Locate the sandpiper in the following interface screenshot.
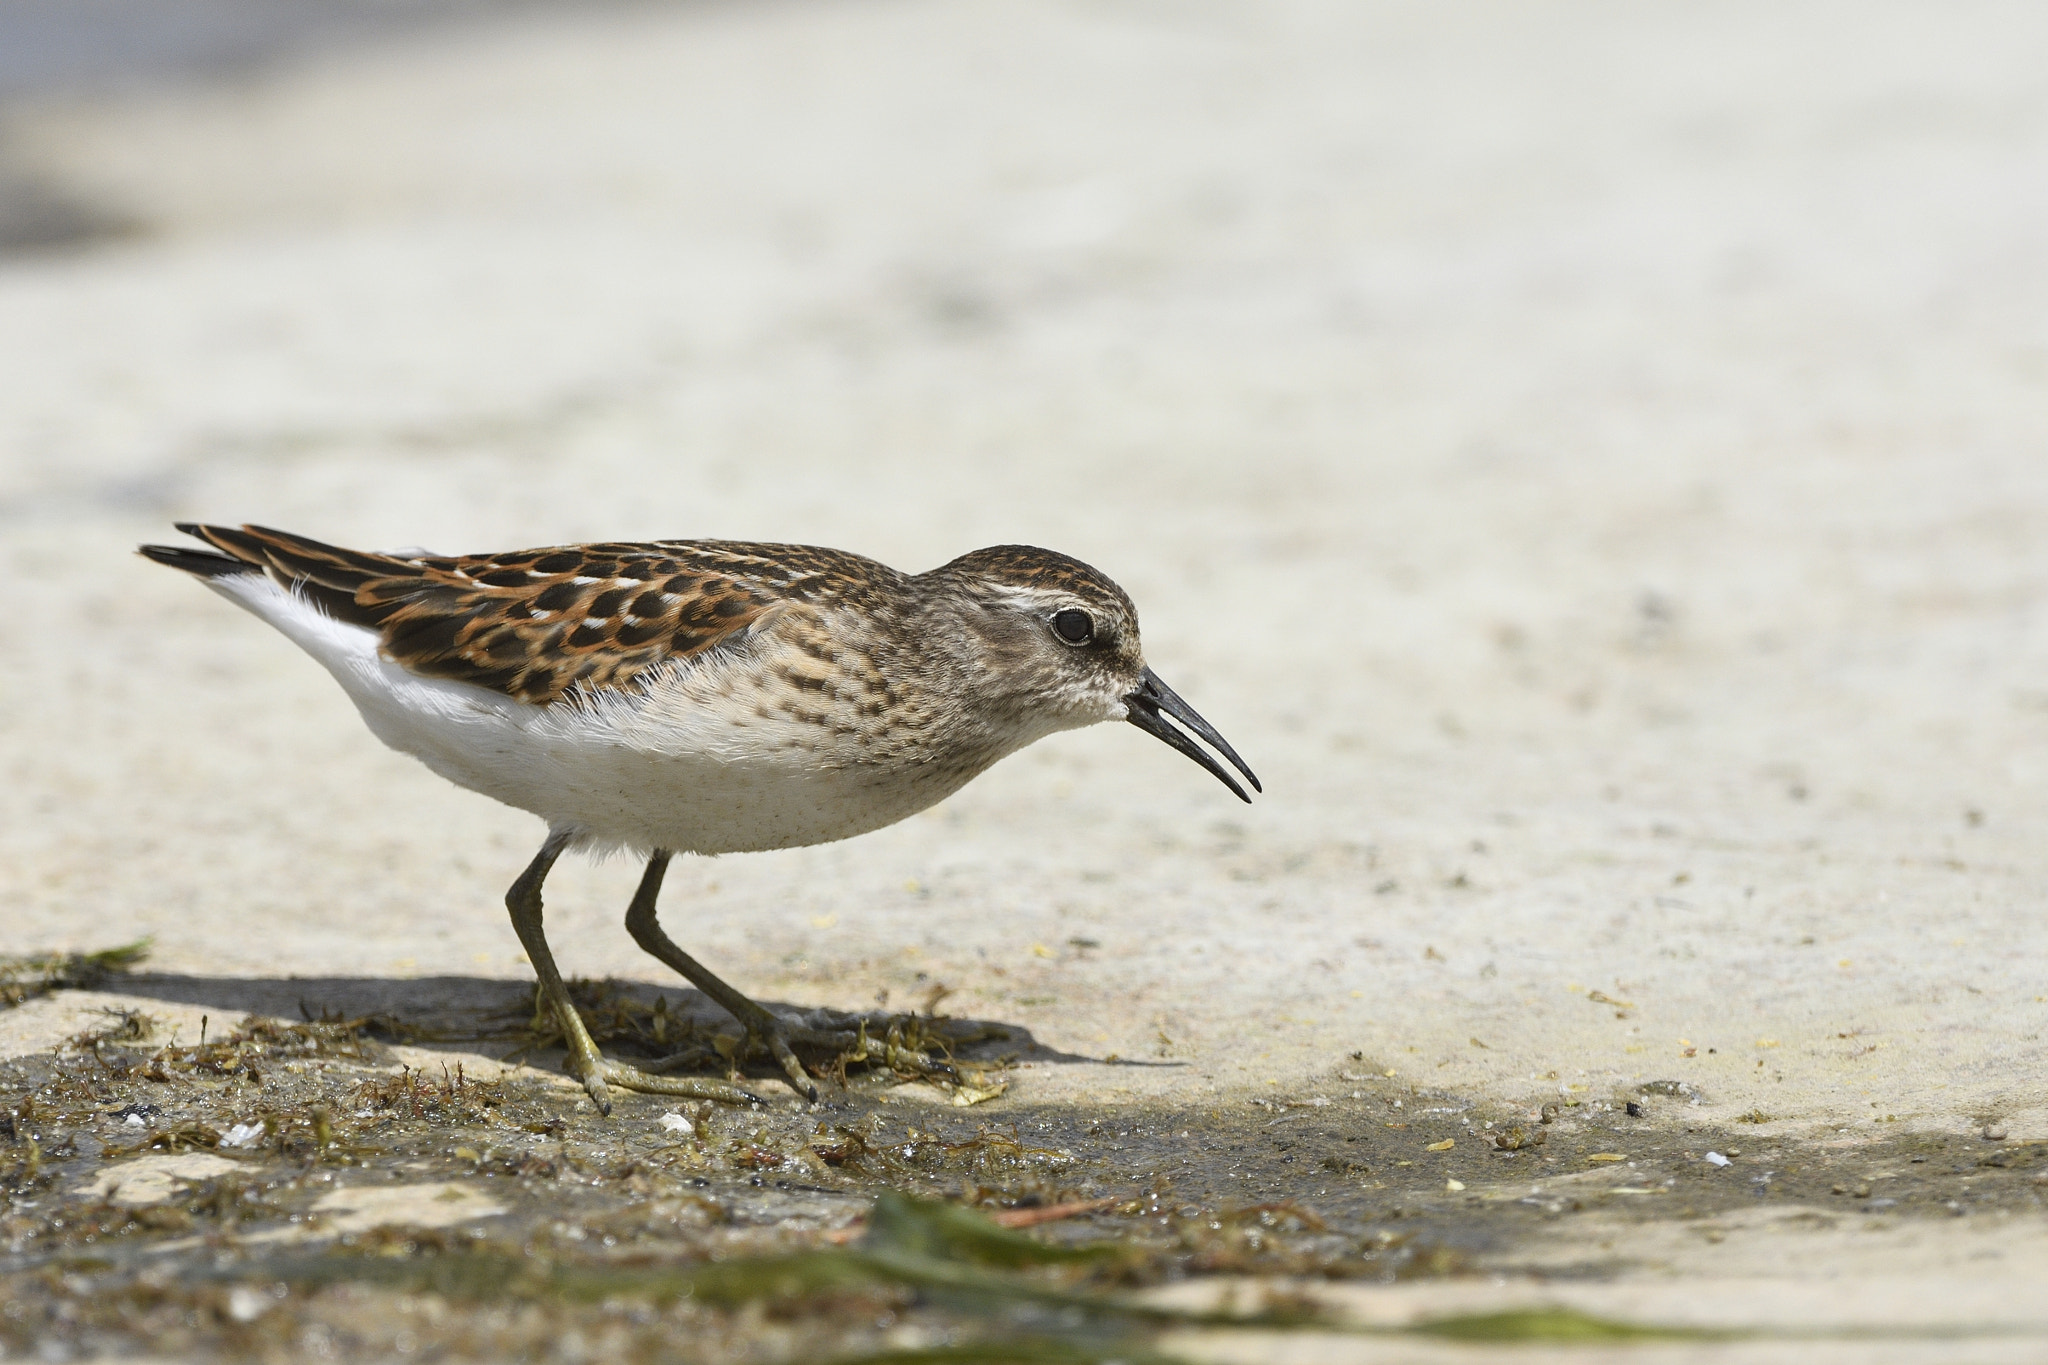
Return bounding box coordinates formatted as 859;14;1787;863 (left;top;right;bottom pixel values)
141;524;1259;1112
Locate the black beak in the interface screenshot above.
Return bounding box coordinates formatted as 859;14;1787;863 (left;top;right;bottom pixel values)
1123;667;1261;804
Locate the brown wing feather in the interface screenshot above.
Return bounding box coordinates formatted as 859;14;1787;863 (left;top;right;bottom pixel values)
176;524;876;704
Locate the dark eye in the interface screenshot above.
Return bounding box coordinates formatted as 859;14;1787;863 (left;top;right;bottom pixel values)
1051;609;1094;645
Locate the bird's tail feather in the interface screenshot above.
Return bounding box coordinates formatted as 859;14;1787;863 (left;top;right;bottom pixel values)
136;541;255;578
139;523;409;630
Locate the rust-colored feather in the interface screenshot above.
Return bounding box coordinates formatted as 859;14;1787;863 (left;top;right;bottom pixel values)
175;524;895;704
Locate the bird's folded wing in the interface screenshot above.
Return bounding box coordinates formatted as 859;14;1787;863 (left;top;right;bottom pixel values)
177;523;794;703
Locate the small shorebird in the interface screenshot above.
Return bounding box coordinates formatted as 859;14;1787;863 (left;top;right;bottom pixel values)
141;525;1258;1112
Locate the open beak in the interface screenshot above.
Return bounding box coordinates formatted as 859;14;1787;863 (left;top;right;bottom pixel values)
1123;667;1261;803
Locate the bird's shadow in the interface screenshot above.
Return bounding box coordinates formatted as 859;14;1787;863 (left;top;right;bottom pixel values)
98;972;1183;1071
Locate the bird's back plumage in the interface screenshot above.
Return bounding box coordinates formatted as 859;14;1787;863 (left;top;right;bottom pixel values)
154;523;908;704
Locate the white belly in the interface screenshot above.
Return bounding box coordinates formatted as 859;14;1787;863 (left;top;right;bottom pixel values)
207;575;980;854
408;701;971;856
412;720;963;855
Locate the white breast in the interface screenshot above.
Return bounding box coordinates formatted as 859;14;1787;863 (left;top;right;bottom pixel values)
203;574;977;855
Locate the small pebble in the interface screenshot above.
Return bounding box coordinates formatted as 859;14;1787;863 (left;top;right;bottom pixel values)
1982;1124;2008;1142
1704;1151;1731;1167
226;1287;269;1324
660;1112;694;1136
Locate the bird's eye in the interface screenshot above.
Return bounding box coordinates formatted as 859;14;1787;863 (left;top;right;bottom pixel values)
1051;609;1094;645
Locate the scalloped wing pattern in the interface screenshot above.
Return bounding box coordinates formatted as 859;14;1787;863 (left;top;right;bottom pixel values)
176;524;886;704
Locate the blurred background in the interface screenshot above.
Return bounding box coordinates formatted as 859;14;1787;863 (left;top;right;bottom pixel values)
2;1;2045;1121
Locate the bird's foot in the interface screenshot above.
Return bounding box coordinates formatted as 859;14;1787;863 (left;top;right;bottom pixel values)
645;1005;960;1102
563;1038;763;1116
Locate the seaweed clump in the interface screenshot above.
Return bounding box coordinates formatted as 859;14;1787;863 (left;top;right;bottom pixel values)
0;941;149;1008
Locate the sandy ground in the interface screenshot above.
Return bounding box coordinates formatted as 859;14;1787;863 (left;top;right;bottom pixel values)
3;0;2048;1354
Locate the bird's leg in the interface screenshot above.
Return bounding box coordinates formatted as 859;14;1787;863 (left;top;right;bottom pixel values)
624;853;959;1098
505;832;761;1115
624;852;819;1101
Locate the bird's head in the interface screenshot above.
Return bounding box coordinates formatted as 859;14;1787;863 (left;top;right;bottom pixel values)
926;545;1260;802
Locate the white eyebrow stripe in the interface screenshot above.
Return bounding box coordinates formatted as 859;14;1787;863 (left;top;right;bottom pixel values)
981;584;1073;612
